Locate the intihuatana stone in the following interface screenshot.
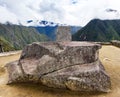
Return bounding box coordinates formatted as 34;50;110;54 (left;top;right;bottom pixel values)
56;26;71;41
5;41;111;92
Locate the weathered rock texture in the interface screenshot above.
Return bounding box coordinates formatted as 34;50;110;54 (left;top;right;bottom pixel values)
56;26;71;41
5;42;111;92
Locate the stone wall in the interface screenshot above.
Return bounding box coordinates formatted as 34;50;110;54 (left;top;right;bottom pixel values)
111;40;120;48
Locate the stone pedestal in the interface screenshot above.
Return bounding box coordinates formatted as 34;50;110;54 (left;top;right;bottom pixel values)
5;42;111;92
56;26;71;41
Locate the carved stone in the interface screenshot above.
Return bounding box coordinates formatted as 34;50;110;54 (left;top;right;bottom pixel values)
56;26;71;41
5;42;111;92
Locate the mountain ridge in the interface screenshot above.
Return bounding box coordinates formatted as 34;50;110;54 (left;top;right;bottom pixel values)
0;23;48;50
72;19;120;42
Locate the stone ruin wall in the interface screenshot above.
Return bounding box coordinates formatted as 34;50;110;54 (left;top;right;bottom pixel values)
111;40;120;48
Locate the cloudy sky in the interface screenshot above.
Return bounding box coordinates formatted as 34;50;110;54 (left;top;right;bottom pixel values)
0;0;120;26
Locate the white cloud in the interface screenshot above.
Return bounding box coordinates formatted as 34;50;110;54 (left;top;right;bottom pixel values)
0;5;18;24
0;0;120;26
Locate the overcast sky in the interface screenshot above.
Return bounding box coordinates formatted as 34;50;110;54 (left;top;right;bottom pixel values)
0;0;120;26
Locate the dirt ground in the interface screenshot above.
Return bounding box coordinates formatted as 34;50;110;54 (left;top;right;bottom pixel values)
0;45;120;97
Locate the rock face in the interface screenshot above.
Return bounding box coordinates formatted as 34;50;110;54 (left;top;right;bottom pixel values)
5;42;111;92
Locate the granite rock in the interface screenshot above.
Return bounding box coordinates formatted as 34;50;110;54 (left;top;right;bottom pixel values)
5;42;111;92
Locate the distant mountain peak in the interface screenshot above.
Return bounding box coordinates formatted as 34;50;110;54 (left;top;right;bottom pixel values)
27;20;33;23
72;19;120;42
106;8;117;13
26;20;68;27
72;0;78;4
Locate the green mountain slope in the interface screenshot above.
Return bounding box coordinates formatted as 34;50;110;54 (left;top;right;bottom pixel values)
72;19;120;42
0;36;14;52
0;23;48;50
